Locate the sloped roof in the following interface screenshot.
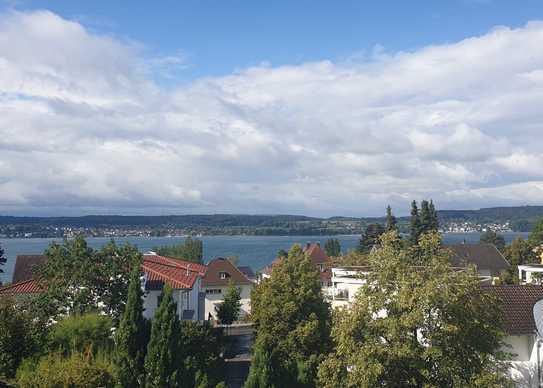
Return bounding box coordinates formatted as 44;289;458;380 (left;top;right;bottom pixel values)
238;266;256;280
142;254;203;290
12;255;46;283
485;285;543;335
448;243;510;276
202;258;253;287
303;242;330;265
0;279;42;295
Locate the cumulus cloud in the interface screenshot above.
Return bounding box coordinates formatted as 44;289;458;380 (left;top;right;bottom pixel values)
1;10;543;216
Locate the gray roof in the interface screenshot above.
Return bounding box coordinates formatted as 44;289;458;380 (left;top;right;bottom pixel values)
447;243;510;276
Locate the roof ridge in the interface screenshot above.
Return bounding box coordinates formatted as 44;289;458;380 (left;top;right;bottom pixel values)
142;263;197;288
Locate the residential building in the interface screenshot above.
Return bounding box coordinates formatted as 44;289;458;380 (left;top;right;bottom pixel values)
201;257;254;321
12;254;46;283
448;243;510;281
518;264;543;285
328;266;370;309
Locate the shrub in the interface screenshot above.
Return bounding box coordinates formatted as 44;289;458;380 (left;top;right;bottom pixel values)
16;351;115;388
48;313;113;355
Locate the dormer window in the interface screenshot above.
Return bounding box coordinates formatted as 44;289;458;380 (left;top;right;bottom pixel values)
220;271;230;279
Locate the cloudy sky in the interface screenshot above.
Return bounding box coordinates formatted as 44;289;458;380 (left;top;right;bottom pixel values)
1;1;543;217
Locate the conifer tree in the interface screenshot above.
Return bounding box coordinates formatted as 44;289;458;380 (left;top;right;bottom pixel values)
385;205;398;232
115;263;148;387
0;243;5;285
429;200;439;231
324;238;341;257
216;281;241;325
144;285;182;387
410;200;422;244
420;200;432;233
358;224;385;253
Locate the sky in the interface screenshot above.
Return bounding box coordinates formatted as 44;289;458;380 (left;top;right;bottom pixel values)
1;1;543;217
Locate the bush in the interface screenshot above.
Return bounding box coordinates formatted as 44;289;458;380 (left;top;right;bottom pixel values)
16;352;114;388
48;313;113;355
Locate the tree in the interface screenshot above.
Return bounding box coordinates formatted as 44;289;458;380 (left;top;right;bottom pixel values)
499;238;535;284
144;285;182;387
215;281;242;325
0;243;5;282
34;236;139;322
115;265;149;387
385;205;397;232
0;297;41;379
324;238;341;257
428;200;439;231
358;224;385;253
480;230;506;251
155;236;203;264
420;200;432;233
246;244;331;387
318;232;511;388
409;200;422;244
529;219;543;246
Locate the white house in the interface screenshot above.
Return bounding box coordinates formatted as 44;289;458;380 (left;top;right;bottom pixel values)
141;253;207;321
201;257;254;321
328;266;370;309
518;264;543;285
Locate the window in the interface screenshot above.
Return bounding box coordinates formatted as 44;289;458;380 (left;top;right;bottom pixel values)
220;272;230;279
206;289;222;294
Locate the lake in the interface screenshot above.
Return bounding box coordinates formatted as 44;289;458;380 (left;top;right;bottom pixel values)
0;232;529;284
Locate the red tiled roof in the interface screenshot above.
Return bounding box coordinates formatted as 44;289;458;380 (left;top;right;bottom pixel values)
485;285;543;335
142;254;203;290
0;279;43;295
303;242;330;265
143;254;207;276
202;258;253;287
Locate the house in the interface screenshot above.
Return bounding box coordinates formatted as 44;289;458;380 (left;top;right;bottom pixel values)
260;242;332;287
328;266;370;309
141;253;207;321
485;285;543;387
518;264;543;285
447;243;510;280
201;257;254;321
12;255;46;283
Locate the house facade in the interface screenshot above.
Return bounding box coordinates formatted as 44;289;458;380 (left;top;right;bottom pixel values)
201;257;254;321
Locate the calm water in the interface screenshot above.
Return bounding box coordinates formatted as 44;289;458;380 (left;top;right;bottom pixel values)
0;232;529;284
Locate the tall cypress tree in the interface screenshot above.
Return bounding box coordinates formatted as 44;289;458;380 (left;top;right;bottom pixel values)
420;200;432;234
429;200;439;231
385;205;398;232
115;263;147;387
144;285;182;387
0;243;5;285
410;200;422;245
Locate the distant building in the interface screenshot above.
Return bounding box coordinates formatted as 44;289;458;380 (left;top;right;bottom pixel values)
201;257;254;321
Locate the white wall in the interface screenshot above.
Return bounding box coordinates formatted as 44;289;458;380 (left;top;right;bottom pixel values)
203;284;253;321
142;284;200;321
503;334;541;388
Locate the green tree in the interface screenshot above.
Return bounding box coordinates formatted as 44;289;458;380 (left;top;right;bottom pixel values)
324;238;341;257
246;244;331;387
144;285;182;387
480;230;506;251
115;265;149;387
499;238;535;284
420;200;432;233
0;297;41;379
0;243;5;283
216;281;242;325
529;219;543;246
385;205;398;232
410;200;422;244
48;313;113;356
155;236;203;264
429;200;439;231
318;232;511;388
358;224;385;253
34;236;139;322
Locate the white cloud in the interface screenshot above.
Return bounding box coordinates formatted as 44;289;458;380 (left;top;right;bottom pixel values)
0;10;543;216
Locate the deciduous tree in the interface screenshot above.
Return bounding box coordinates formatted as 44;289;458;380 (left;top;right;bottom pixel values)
318;232;511;388
246;244;331;387
155;236;203;264
215;281;241;325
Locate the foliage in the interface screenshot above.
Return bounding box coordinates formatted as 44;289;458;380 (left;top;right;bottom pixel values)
144;285;182;387
0;243;5;279
410;200;422;244
277;249;288;258
358;224;385;253
324;238;341;257
216;281;242;325
529;219;543;245
499;238;535;284
385;205;397;232
16;351;115;388
178;321;225;387
318;232;512;388
331;250;369;267
410;200;439;244
115;265;150;387
48;313;113;355
480;230;506;251
246;244;331;387
0;297;43;379
34;236;141;322
155;236;203;264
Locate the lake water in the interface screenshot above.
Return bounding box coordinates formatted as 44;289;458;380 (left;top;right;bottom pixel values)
0;232;529;284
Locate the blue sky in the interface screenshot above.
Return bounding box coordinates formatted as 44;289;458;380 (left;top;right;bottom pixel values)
1;2;543;216
5;0;543;81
